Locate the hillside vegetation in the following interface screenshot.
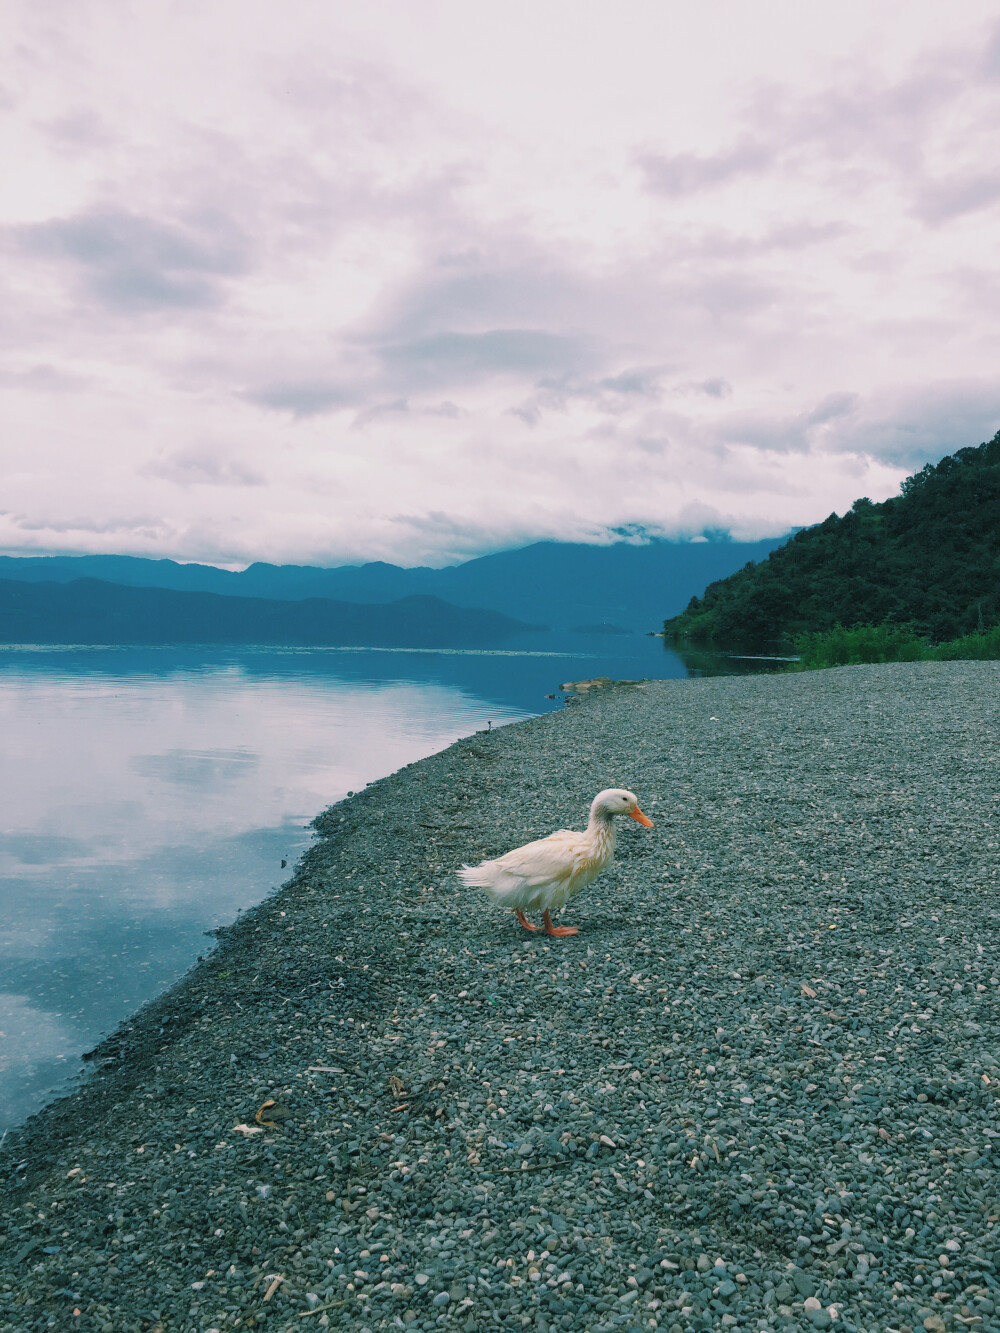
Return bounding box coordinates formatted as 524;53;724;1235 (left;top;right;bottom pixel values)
664;432;1000;645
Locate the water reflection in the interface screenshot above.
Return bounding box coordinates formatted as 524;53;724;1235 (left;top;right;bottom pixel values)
0;634;776;1129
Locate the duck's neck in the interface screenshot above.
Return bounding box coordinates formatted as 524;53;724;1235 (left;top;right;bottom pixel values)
586;805;617;854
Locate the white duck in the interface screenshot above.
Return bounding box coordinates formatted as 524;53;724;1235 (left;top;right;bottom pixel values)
457;788;653;936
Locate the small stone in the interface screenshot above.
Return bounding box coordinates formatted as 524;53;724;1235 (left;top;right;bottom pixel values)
809;1311;832;1329
600;1135;616;1148
718;1278;737;1297
432;1290;451;1307
944;1239;961;1252
697;1254;712;1272
804;1297;822;1312
775;1281;794;1303
793;1270;817;1298
923;1318;946;1333
415;1273;430;1286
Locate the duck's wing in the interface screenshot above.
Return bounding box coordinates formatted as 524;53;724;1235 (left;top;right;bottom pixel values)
456;829;587;904
492;829;582;887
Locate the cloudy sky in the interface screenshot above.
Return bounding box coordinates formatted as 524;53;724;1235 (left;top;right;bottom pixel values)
4;1;1000;567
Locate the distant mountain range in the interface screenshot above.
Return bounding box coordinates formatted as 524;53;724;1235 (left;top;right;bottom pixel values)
0;536;787;636
663;432;1000;645
0;579;535;648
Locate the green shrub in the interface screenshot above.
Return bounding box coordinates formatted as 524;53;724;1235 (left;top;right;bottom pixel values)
791;620;1000;670
792;623;931;669
932;624;1000;660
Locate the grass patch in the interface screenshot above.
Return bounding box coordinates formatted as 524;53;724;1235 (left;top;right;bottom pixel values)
791;622;1000;670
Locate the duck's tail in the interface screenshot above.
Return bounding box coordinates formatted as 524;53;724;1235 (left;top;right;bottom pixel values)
457;860;528;905
456;861;494;888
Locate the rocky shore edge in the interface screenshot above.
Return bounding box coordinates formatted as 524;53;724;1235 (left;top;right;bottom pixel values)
2;662;1000;1333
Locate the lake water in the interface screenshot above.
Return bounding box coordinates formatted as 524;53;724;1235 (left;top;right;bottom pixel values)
0;634;774;1131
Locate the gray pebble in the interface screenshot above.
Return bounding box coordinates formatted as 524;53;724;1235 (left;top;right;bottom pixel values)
793;1270;816;1298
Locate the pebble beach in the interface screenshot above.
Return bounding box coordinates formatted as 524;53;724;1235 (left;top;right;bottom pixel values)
2;661;1000;1333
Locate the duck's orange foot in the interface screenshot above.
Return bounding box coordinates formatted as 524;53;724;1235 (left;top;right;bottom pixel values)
514;909;540;931
542;910;578;937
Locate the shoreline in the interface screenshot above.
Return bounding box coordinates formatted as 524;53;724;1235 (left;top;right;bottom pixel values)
3;662;1000;1333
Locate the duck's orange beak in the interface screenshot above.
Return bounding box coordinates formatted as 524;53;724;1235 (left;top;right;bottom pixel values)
628;805;654;827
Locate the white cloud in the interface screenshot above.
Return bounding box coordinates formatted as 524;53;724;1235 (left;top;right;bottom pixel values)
2;0;1000;565
638;141;774;197
18;207;249;312
141;446;265;488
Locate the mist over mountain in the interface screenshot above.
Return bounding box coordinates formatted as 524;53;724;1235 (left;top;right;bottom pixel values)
0;579;535;648
0;537;787;633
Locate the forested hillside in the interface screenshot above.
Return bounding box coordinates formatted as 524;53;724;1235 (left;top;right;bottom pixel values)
664;432;1000;644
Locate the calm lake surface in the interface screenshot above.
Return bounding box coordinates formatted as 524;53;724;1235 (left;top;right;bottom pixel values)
0;634;773;1130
